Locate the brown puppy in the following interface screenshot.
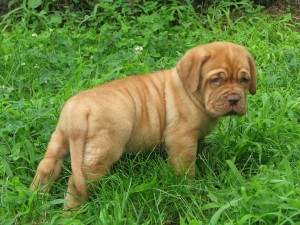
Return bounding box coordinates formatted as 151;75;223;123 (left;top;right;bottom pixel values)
30;42;256;210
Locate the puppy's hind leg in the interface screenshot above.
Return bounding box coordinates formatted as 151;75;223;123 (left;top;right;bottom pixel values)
64;132;125;211
30;129;69;192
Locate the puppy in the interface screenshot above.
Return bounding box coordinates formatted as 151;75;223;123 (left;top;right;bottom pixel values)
30;42;256;210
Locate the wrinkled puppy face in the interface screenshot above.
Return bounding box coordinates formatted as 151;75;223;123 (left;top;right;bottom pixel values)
201;45;256;117
177;42;256;118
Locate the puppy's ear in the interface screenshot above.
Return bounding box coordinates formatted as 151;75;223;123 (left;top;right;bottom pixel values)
176;48;209;93
248;54;257;95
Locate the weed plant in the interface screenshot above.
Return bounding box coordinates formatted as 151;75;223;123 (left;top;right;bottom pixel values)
1;0;300;224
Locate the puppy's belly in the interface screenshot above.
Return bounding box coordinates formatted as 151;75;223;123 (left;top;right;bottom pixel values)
126;126;163;153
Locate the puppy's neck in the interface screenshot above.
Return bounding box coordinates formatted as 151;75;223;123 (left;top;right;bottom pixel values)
189;91;207;113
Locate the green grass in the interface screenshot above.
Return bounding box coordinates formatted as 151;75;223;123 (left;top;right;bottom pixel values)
1;1;300;224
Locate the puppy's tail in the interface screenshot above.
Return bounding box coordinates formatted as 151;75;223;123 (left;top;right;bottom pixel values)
68;105;89;198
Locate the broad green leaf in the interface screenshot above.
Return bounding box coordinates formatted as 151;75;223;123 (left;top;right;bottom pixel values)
28;0;42;9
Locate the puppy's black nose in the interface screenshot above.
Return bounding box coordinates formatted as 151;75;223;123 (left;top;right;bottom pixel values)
228;95;240;106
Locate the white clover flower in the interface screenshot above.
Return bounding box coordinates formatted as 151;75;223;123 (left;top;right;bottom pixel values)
135;46;143;51
90;55;94;60
34;64;39;69
21;62;26;66
135;46;143;55
32;33;38;38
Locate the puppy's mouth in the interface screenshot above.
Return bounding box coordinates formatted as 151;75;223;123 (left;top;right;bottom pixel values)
225;105;246;116
207;108;244;118
225;110;238;116
208;106;246;117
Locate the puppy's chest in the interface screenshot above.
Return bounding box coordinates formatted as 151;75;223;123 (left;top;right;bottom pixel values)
195;115;219;138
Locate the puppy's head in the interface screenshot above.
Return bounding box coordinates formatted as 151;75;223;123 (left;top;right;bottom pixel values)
177;42;256;117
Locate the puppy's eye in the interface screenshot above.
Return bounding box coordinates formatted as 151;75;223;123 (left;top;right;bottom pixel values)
211;77;221;84
241;77;248;83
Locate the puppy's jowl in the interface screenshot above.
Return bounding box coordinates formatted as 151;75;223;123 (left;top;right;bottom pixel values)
30;42;256;210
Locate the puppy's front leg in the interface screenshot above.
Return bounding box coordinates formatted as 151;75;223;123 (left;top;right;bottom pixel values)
165;132;198;178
